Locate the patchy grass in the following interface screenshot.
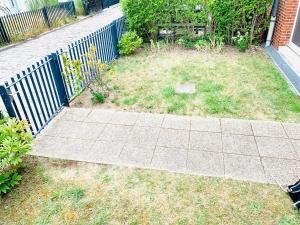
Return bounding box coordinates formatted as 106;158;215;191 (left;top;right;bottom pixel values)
72;46;300;122
0;156;300;224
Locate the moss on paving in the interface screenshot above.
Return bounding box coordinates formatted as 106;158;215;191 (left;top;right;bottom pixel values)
0;156;300;224
73;46;300;122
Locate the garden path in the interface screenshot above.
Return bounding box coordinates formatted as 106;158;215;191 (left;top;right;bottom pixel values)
0;4;123;83
31;107;300;185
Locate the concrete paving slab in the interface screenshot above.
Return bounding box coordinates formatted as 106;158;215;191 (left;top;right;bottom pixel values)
224;154;266;183
191;117;221;132
256;137;297;159
87;140;124;164
162;114;190;130
119;144;155;166
187;150;224;177
135;113;164;127
189;131;222;152
222;134;259;156
98;124;133;142
110;111;139;125
157;128;189;148
262;158;300;184
291;140;300;159
32;136;68;157
51;121;105;140
85;109;116;123
60;108;92;122
251;120;287;138
151;147;187;172
283;123;300;140
127;126;160;147
221;118;253;135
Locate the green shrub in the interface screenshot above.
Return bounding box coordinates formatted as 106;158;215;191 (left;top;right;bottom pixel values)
121;0;208;40
91;92;106;104
119;31;143;56
234;34;249;52
122;0;272;45
209;0;272;44
0;118;32;194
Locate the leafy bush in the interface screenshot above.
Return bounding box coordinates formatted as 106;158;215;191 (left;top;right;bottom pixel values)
233;34;249;52
209;0;272;44
119;31;143;56
0;118;32;194
121;0;208;40
63;45;113;100
122;0;272;45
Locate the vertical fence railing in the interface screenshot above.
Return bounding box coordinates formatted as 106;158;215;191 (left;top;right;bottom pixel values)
57;19;123;100
0;1;76;45
0;16;125;136
102;0;119;9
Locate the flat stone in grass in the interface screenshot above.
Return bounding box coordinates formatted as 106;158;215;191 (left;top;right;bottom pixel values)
175;84;196;94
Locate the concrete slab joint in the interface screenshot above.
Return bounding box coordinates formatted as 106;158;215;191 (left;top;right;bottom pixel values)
32;107;300;185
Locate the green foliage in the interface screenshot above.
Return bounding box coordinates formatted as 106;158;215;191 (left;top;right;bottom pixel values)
209;0;272;44
119;31;143;56
123;97;138;105
121;0;208;40
65;187;85;202
91;92;106;104
74;0;85;15
62;45;113;100
62;54;84;97
27;0;58;11
177;35;224;51
234;34;249;52
0;118;32;194
162;86;175;98
122;0;271;45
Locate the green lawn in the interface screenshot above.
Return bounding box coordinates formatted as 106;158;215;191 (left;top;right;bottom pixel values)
73;46;300;122
0;156;299;225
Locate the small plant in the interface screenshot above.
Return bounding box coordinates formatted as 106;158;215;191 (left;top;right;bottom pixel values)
209;35;225;52
119;31;143;56
195;39;211;51
0;118;32;194
62;45;113;103
85;46;113;101
62;56;84;97
233;33;249;52
91;92;106;104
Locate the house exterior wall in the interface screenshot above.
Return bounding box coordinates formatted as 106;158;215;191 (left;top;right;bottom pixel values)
272;0;300;48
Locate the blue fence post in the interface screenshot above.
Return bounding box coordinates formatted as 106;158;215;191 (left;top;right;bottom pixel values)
71;1;76;16
82;0;90;16
0;18;10;43
0;86;16;118
41;7;50;27
111;21;119;58
48;53;69;107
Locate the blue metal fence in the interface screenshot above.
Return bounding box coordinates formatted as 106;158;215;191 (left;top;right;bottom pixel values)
102;0;120;9
0;16;125;136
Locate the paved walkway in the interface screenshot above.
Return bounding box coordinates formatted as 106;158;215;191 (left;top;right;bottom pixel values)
0;5;123;83
32;107;300;185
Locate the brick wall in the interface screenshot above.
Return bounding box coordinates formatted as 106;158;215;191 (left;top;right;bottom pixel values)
272;0;299;48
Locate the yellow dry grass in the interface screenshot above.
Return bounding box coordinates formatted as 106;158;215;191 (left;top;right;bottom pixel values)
0;156;299;224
